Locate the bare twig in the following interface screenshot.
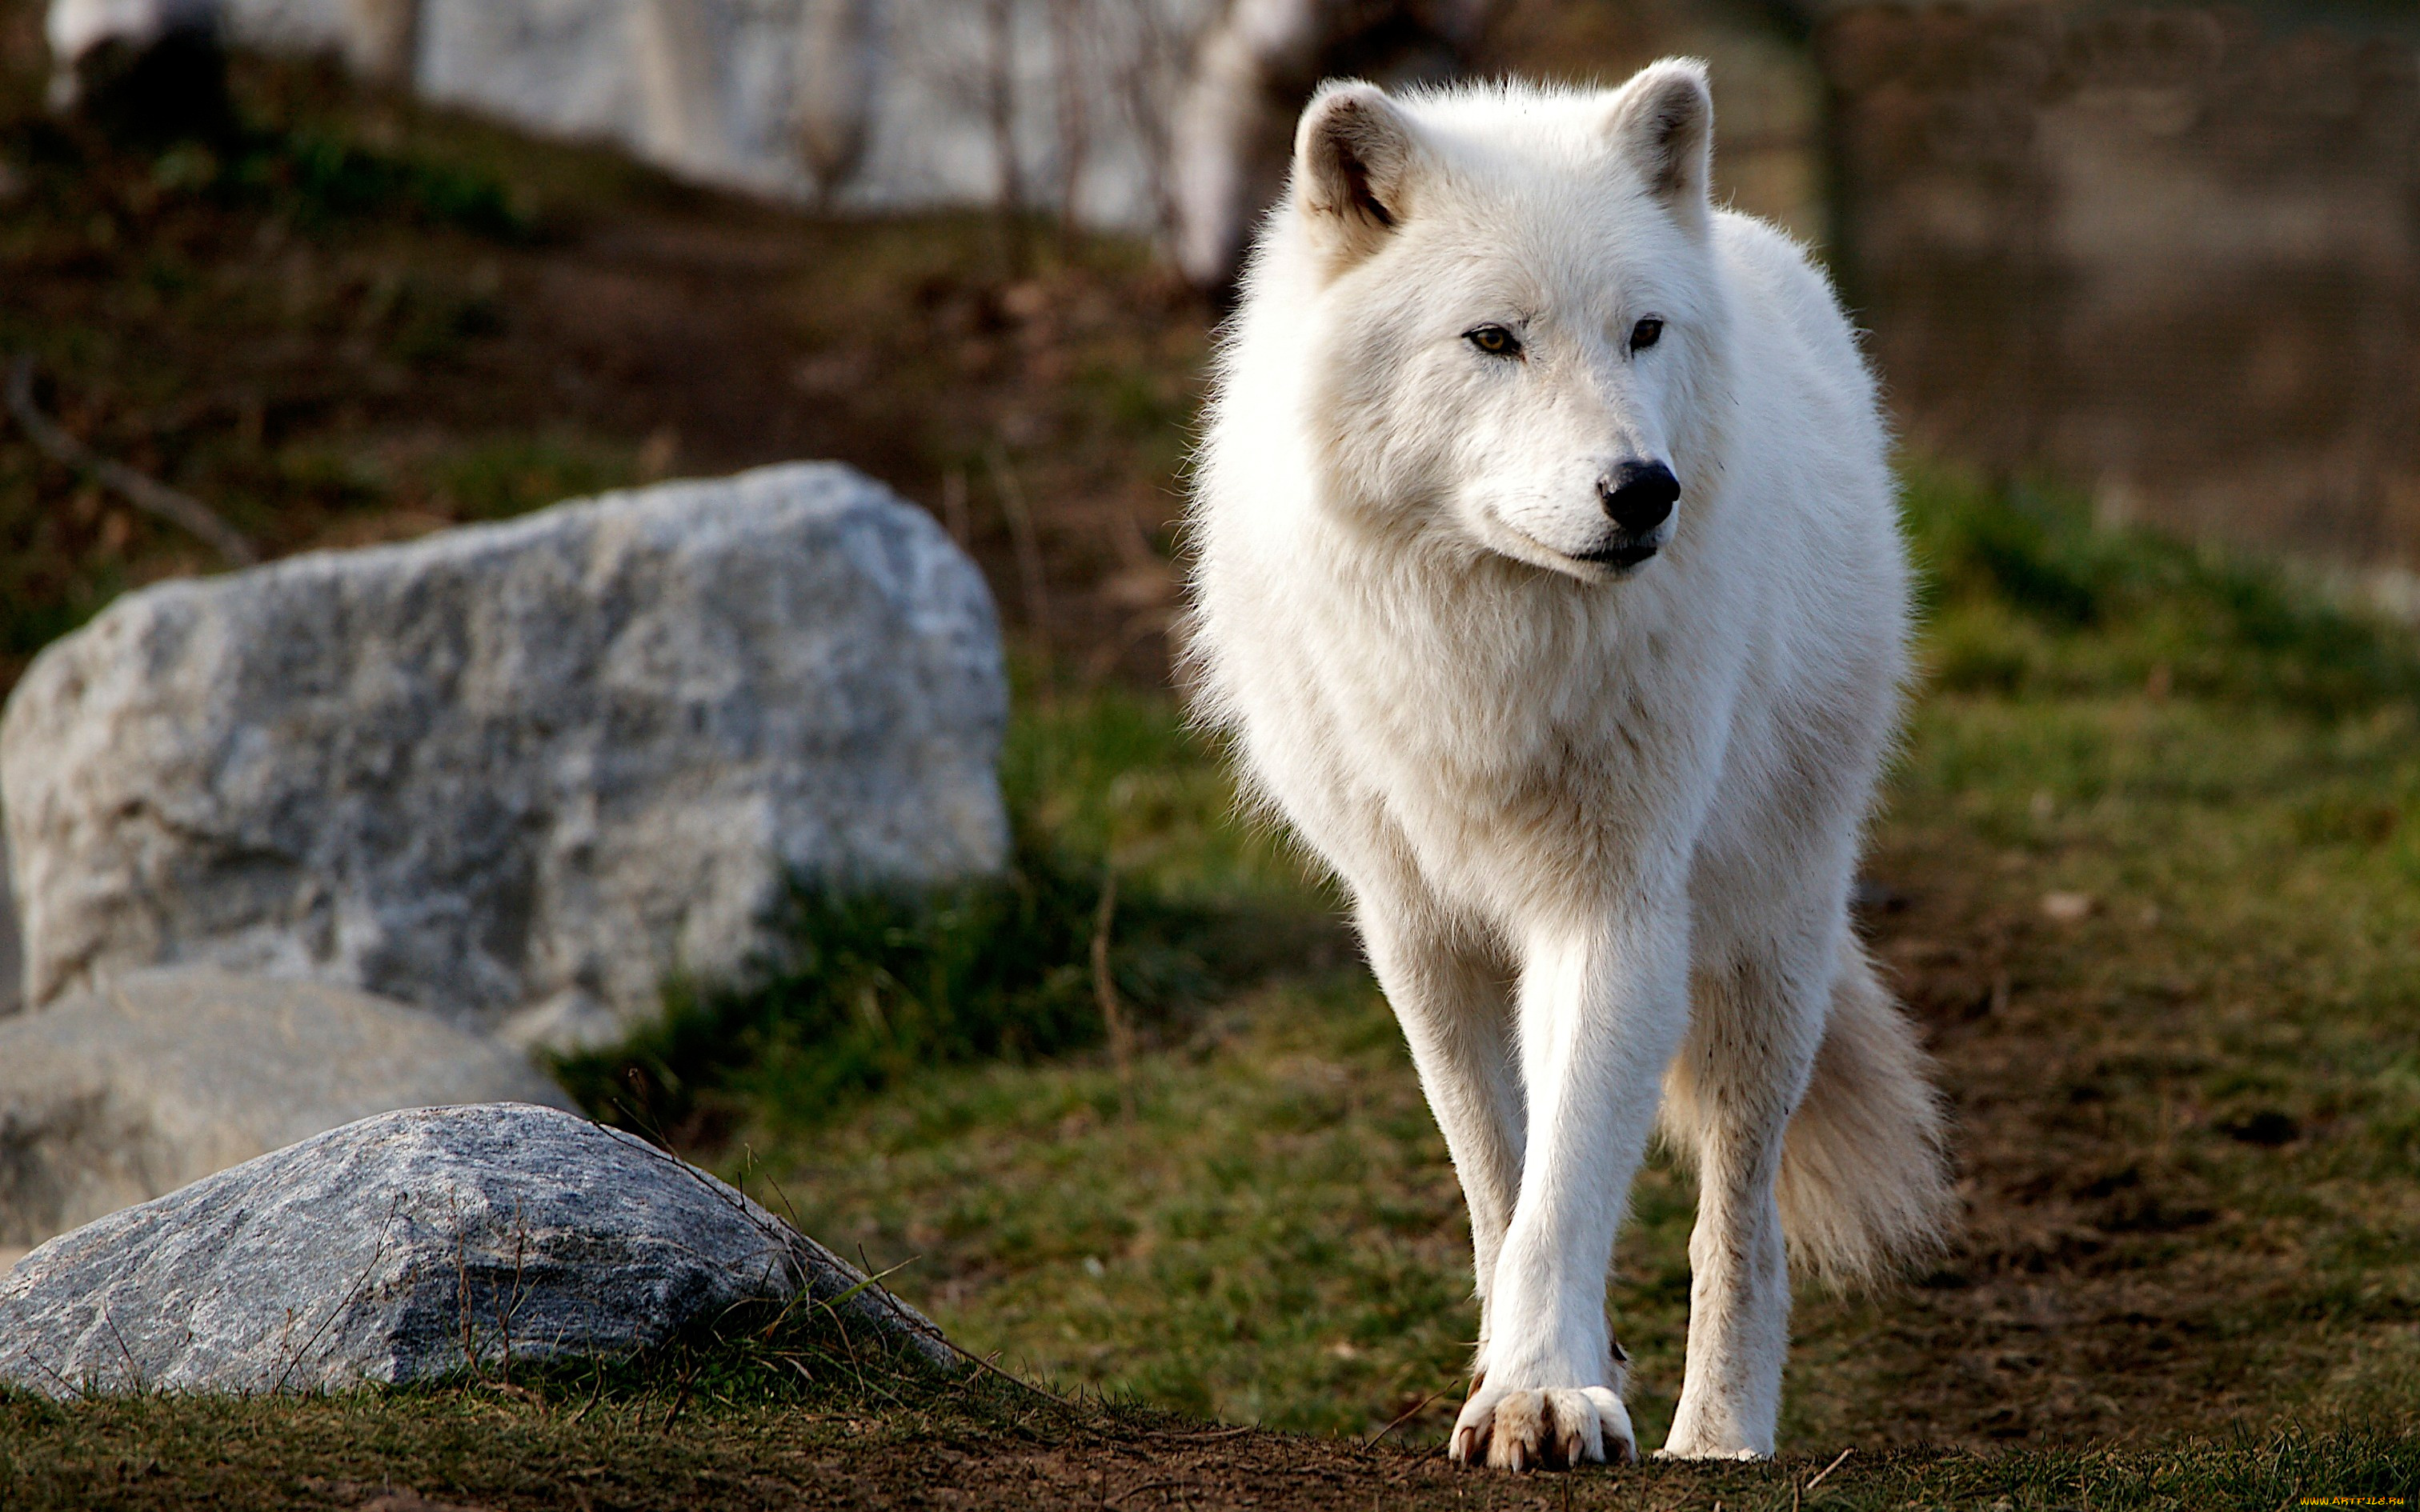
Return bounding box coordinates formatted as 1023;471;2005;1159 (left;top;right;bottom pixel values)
569;1360;608;1425
980;0;1024;223
1140;1422;1253;1440
1366;1383;1451;1445
1048;0;1092;241
1805;1446;1853;1491
1108;0;1183;247
1081;608;1171;685
986;446;1052;650
813;1254;924;1316
6;354;256;566
1092;869;1136;1118
660;1353;699;1430
98;1306;145;1394
454;1214;487;1386
276;1192;404;1394
939;1334;1081;1410
939;466;972;547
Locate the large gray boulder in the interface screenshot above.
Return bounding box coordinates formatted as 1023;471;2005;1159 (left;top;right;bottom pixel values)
0;968;574;1250
0;462;1008;1049
0;1102;956;1395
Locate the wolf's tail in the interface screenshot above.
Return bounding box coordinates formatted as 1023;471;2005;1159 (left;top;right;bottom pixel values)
1773;946;1957;1286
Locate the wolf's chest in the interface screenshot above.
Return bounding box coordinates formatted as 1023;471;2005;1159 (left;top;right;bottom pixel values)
1242;614;1685;880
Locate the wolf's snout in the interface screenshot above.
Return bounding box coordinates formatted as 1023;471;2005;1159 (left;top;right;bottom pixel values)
1599;462;1679;536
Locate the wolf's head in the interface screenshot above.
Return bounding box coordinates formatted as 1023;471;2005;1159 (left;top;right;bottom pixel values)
1259;63;1733;581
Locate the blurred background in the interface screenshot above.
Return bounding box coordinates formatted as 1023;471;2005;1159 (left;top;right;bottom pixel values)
7;0;2416;695
3;0;2418;1459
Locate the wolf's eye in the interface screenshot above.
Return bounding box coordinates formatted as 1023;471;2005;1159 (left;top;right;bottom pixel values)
1465;325;1522;359
1629;318;1664;352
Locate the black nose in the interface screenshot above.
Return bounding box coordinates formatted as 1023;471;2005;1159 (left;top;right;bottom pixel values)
1599;461;1679;536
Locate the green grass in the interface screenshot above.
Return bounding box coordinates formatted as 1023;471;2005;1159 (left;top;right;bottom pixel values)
535;466;2420;1461
1909;470;2420;714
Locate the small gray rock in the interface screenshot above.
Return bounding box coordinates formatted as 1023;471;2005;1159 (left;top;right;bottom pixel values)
1;462;1008;1044
0;1102;955;1395
0;968;573;1248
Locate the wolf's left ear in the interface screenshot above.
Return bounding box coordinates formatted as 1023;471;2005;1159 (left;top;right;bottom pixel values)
1293;82;1420;271
1605;59;1713;227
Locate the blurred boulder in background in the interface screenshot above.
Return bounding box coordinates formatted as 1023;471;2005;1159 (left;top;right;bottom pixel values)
0;968;571;1250
1821;2;2420;577
0;462;1008;1052
0;1102;957;1395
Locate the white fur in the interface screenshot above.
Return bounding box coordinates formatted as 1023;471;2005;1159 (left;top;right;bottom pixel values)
1183;63;1953;1465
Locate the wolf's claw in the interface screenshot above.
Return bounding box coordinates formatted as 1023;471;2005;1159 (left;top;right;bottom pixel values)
1450;1384;1634;1471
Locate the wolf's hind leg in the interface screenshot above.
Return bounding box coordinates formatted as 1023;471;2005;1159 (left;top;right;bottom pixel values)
1657;939;1831;1458
1355;897;1525;1375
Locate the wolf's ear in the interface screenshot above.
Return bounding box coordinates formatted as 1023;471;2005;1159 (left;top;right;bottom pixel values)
1293;82;1419;270
1605;59;1713;226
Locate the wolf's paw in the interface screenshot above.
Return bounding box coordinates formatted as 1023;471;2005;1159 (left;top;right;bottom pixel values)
1450;1383;1635;1471
1653;1444;1769;1462
1655;1416;1774;1462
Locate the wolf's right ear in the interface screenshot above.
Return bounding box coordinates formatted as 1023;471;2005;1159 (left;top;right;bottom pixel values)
1293;82;1418;271
1605;59;1713;230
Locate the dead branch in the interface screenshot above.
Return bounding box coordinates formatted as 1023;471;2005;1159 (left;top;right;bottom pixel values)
1048;0;1092;241
1092;869;1136;1118
985;446;1052;650
6;355;257;567
980;0;1026;221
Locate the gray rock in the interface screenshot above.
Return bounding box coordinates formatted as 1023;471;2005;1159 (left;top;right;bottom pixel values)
0;462;1008;1043
0;967;574;1248
0;1102;956;1395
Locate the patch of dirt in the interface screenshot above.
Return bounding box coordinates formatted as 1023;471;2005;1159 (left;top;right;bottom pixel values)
1823;833;2326;1446
11;1389;1982;1512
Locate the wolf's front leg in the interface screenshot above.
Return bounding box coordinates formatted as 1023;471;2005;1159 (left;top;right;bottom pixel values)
1355;898;1526;1374
1451;902;1691;1470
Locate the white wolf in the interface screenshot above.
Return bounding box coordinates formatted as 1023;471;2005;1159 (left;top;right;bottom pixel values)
1184;62;1953;1466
